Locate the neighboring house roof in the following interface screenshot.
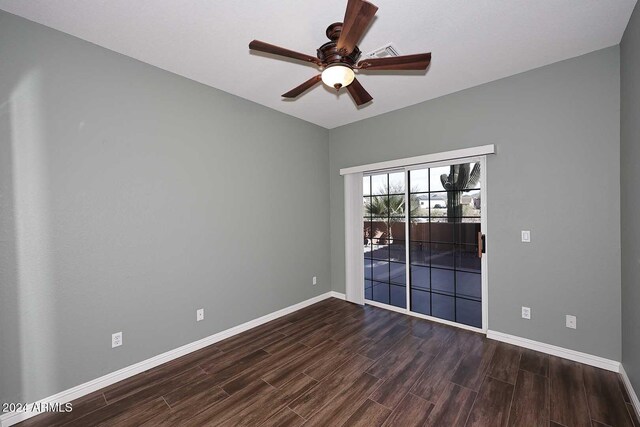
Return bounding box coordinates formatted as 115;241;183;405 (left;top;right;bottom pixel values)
416;194;446;201
416;192;480;200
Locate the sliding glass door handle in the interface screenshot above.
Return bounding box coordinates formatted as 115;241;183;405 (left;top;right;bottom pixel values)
477;232;486;258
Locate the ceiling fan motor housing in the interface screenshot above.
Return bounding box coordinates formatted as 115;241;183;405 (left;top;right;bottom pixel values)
317;22;361;67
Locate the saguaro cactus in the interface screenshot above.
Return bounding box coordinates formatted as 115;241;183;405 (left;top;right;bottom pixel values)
440;163;480;220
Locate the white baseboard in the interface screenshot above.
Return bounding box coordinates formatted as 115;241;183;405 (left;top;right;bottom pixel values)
0;291;337;427
620;364;640;420
487;330;621;372
329;291;346;300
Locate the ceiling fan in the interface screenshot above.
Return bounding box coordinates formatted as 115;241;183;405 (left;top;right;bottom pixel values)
248;0;431;106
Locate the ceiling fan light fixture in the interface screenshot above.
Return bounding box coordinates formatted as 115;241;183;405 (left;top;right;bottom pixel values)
321;64;355;90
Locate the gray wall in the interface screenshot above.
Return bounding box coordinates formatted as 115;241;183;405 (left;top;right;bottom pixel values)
0;11;330;405
621;2;640;394
329;47;621;361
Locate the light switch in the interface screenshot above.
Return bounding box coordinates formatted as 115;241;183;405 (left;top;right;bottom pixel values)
521;230;531;243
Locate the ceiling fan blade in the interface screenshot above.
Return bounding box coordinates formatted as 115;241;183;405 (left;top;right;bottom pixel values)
357;53;432;71
249;40;323;66
336;0;378;55
282;75;323;98
346;77;373;106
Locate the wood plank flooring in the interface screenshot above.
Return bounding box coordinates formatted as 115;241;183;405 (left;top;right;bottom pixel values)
17;298;637;427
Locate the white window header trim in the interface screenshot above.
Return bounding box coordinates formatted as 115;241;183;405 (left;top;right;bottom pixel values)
339;144;495;176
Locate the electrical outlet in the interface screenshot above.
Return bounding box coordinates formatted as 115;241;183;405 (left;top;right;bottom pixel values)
566;315;577;329
196;308;204;322
521;230;531;243
112;332;122;348
312;276;317;286
521;306;531;320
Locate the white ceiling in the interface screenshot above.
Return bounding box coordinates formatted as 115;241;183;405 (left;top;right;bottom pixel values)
0;0;636;129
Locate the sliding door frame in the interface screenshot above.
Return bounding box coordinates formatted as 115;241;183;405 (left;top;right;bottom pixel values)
363;155;488;333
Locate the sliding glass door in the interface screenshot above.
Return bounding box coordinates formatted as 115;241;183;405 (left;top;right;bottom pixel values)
408;162;483;328
363;171;407;308
363;158;485;330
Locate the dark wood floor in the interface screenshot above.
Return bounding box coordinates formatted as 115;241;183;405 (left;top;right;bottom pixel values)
18;298;638;427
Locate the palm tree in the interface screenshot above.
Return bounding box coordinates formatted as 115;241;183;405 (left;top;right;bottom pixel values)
365;184;420;243
440;163;480;221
